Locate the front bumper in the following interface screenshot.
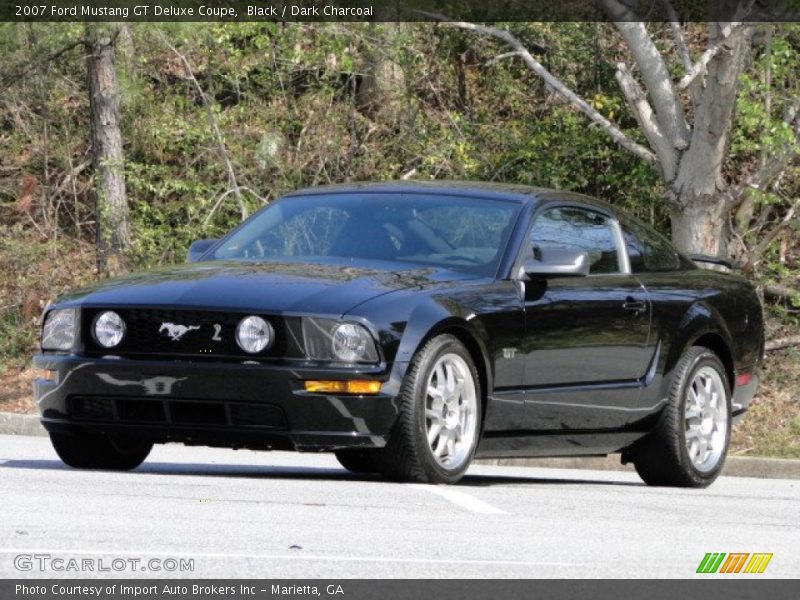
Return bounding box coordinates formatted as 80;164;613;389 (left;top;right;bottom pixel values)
33;354;399;451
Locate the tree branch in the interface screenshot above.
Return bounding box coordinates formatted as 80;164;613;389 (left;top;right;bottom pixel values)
51;160;90;199
663;0;693;72
677;22;745;90
602;0;691;151
423;14;657;165
662;0;703;107
733;96;800;229
204;186;267;227
162;37;248;222
764;284;799;302
485;51;524;67
615;62;678;182
0;38;86;90
741;198;800;273
766;335;800;352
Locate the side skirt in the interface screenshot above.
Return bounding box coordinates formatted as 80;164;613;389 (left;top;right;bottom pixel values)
474;430;648;459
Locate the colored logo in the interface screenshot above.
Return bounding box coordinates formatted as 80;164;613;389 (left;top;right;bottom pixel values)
696;553;773;574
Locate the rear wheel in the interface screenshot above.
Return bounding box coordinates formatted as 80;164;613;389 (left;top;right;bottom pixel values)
632;346;731;488
50;431;153;471
334;450;379;474
376;334;481;484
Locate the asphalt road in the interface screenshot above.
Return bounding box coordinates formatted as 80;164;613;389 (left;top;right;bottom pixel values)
1;434;798;578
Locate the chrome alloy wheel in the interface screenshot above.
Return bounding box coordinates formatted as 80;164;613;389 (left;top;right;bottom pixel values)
424;353;479;470
684;366;728;472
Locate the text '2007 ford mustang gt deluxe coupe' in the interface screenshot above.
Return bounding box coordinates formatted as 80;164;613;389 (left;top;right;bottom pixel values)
34;181;764;487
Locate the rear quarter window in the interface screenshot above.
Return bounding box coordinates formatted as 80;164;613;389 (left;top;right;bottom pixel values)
622;219;681;273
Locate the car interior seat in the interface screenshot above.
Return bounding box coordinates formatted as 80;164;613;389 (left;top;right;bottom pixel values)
329;222;398;261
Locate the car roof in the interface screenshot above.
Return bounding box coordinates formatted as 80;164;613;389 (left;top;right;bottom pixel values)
282;180;617;212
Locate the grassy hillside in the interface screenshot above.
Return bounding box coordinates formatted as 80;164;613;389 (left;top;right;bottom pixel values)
1;23;798;457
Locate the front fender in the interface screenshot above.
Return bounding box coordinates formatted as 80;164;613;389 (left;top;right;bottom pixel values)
384;301;492;400
349;283;498;392
349;279;522;430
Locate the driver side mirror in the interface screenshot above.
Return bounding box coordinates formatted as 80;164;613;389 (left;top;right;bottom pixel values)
522;247;589;278
186;239;218;263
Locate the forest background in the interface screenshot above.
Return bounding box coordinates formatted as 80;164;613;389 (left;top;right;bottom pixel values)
0;19;798;456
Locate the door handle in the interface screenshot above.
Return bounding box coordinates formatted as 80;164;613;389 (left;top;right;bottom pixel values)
622;298;646;314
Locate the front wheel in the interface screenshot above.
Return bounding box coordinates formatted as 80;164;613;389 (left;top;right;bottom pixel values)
632;346;731;488
50;431;153;471
376;334;482;484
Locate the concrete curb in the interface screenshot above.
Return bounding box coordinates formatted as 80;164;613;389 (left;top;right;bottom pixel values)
1;411;798;479
0;412;46;437
476;455;800;479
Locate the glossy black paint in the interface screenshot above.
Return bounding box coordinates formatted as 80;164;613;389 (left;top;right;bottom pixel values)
34;181;764;459
520;274;652;431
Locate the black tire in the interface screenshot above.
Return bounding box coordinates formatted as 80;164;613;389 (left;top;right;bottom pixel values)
50;431;153;471
334;450;379;474
632;346;731;488
375;334;482;484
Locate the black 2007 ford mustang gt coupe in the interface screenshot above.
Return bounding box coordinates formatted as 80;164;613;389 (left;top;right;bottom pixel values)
34;182;763;487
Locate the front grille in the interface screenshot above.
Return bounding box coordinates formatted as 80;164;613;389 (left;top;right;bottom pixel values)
70;397;114;421
69;396;288;430
82;308;295;359
229;404;286;428
117;399;166;423
171;401;226;425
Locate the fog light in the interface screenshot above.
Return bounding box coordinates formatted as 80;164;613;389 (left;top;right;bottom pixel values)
236;315;274;354
304;380;382;394
93;311;125;348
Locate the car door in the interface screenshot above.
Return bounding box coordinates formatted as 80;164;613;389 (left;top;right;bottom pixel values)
520;204;652;430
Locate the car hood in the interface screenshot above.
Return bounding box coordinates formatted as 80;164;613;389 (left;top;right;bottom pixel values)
54;260;475;315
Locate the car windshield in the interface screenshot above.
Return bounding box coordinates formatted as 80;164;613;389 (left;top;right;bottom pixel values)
211;192;522;276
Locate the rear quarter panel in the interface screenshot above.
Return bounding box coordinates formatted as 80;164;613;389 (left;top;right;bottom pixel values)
634;268;764;425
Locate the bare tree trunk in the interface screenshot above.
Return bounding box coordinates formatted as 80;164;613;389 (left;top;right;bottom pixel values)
669;200;730;256
86;23;130;273
669;24;748;256
434;11;787;261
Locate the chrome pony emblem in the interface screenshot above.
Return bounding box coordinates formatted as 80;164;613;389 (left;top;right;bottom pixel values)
159;322;201;341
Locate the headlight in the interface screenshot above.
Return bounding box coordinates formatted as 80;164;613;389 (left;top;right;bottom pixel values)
236;315;274;353
93;311;126;348
301;318;379;363
41;308;77;351
332;323;375;362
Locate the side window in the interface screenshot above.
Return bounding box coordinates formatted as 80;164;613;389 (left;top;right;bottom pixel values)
622;219;680;273
529;207;621;275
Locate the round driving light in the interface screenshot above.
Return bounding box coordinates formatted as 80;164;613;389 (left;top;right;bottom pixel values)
332;323;370;362
93;311;125;348
236;316;274;354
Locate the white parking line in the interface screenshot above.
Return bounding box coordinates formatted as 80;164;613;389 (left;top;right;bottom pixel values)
413;484;507;514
